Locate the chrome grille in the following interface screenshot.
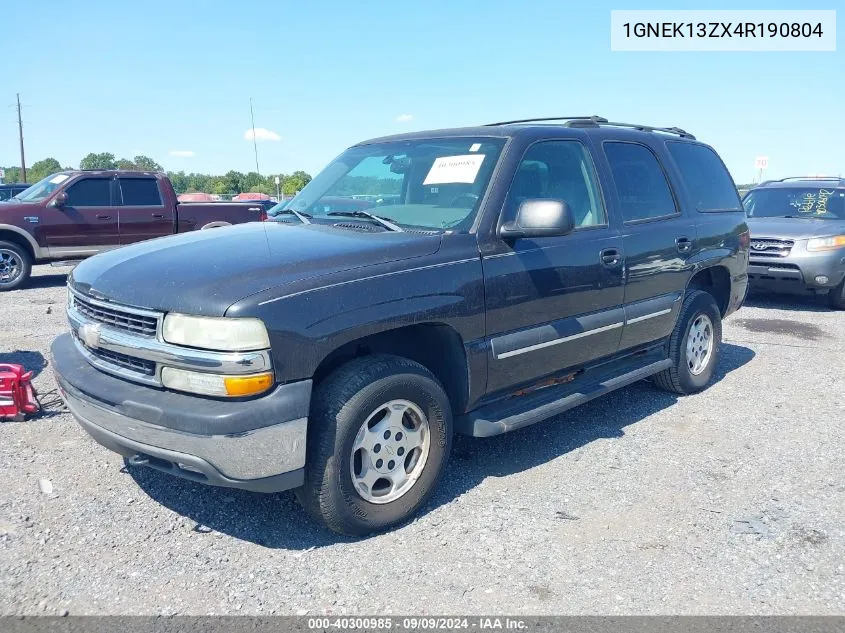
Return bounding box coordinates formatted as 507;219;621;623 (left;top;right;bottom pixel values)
72;294;158;336
87;345;156;376
749;237;794;258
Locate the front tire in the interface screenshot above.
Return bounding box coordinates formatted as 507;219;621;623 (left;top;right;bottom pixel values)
653;289;722;395
0;241;32;291
296;355;452;536
828;280;845;310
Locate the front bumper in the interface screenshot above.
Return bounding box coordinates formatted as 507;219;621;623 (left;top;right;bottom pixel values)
748;248;845;294
51;333;310;493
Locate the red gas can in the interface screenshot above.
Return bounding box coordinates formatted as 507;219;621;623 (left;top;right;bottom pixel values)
0;364;40;422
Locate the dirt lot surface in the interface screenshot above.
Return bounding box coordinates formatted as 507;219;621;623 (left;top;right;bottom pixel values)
1;266;843;615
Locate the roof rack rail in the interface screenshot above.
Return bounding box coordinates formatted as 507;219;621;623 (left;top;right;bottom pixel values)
483;116;695;139
568;120;695;139
777;176;844;182
483;116;608;126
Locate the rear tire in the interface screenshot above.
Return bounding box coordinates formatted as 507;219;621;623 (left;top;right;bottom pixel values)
0;241;32;291
653;290;722;395
296;354;452;536
828;280;845;310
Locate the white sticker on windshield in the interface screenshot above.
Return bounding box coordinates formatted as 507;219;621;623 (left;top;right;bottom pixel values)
469;143;481;152
423;155;486;185
49;174;70;184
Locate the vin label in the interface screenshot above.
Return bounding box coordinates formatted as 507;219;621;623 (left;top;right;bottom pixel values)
610;10;836;51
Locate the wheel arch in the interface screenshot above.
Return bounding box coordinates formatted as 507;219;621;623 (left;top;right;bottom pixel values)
0;225;41;261
687;264;732;316
312;322;470;415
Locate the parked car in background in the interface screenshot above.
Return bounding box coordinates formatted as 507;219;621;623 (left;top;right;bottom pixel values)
742;177;845;309
0;183;30;202
52;116;748;535
0;170;267;290
244;199;278;214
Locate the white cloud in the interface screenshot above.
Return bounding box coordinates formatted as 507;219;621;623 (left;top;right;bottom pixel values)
396;114;413;123
168;150;195;158
244;127;281;142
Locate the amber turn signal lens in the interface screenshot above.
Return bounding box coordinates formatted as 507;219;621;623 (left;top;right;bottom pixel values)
223;372;274;397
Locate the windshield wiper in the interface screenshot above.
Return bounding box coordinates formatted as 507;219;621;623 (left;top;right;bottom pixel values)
327;211;404;232
271;208;311;224
779;215;829;220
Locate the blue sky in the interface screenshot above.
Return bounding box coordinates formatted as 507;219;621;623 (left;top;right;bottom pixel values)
2;0;841;184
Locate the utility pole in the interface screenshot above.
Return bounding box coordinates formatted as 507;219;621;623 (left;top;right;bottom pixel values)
16;93;26;183
249;97;260;176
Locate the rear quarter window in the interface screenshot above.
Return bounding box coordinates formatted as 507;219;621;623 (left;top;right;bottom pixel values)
119;178;163;206
667;142;742;212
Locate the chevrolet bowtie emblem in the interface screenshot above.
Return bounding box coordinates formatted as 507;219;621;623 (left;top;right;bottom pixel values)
78;323;103;350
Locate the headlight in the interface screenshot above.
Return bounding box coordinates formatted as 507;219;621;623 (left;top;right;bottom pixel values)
162;313;270;351
807;235;845;252
161;367;273;397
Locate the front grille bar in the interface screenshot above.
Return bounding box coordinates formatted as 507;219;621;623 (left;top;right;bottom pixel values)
70;287;161;337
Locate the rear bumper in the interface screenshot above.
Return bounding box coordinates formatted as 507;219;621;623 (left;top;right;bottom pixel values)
748;250;845;294
51;333;309;493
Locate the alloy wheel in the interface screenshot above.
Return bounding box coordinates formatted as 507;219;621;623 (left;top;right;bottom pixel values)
686;314;714;376
349;399;431;504
0;249;23;286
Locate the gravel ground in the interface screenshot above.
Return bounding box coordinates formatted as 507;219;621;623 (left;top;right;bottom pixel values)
1;265;844;616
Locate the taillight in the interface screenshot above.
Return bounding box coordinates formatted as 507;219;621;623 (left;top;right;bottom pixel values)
259;211;268;221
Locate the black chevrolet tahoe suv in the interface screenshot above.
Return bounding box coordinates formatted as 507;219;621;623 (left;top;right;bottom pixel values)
51;117;749;535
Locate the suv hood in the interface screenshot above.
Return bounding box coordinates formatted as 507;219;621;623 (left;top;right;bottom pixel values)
746;217;845;240
0;201;36;212
70;222;442;316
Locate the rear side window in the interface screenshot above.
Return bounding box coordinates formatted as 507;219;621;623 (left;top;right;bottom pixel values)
65;178;111;206
604;142;677;222
667;142;741;211
119;178;162;206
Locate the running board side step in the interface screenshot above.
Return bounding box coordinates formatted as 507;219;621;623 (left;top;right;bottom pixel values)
50;260;83;268
455;358;672;437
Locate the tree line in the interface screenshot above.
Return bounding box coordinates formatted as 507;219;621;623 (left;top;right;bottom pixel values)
1;153;312;196
2;154;756;198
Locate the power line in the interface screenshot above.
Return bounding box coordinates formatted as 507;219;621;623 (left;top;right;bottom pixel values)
17;93;27;183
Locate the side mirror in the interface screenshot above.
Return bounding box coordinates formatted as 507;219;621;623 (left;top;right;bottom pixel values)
49;191;68;208
499;199;575;240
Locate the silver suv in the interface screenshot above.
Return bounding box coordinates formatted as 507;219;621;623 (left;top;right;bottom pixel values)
743;177;845;309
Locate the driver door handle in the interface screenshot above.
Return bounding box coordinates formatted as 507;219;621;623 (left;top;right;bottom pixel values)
96;214;112;220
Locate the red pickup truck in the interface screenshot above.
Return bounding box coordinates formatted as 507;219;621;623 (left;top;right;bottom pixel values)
0;170;266;290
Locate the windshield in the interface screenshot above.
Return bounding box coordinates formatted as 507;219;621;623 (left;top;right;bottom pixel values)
743;187;845;220
281;138;506;231
13;173;72;203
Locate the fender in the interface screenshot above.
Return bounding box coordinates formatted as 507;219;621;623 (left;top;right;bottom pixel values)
686;246;735;276
0;224;46;259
